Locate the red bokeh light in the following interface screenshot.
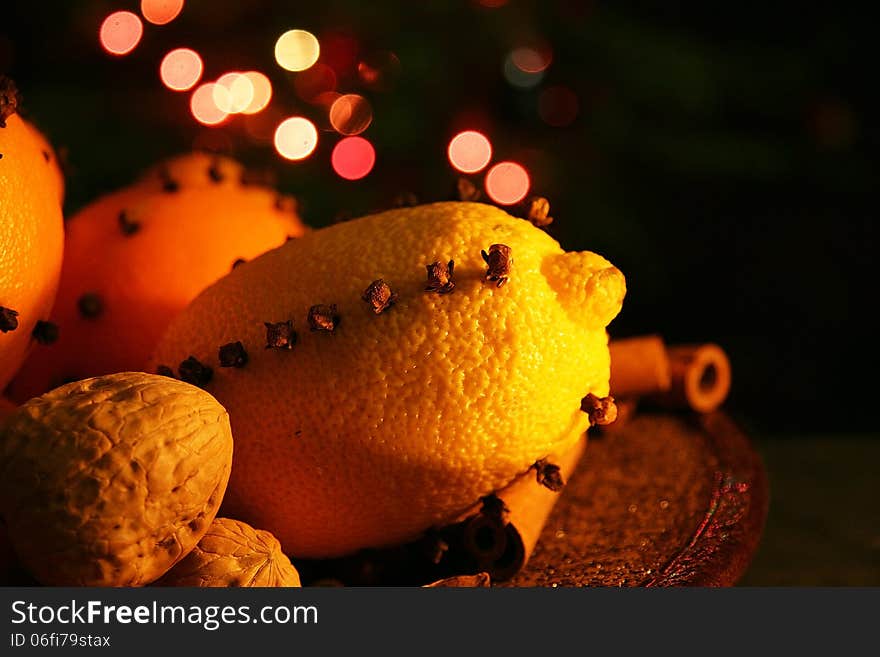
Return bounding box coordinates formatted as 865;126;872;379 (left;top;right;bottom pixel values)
331;137;376;180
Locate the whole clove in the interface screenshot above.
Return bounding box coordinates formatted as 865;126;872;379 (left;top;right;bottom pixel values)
32;320;59;345
533;458;565;492
580;392;618;426
425;260;455;294
481;244;512;287
0;306;20;332
218;341;249;368
178;356;213;387
77;293;104;319
265;320;297;350
308;304;340;333
0;75;20;128
118;211;140;236
362;279;398;314
453;177;481;202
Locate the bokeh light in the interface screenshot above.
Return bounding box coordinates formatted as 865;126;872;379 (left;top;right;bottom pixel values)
241;71;272;114
214;72;254;114
275;30;320;72
503;46;552;88
99;11;143;56
331;136;376;180
329;94;373;136
448;131;493;173
140;0;184;25
190;83;229;126
274;117;319;160
293;62;337;103
159;48;202;91
538;85;579;127
357;50;402;91
510;46;552;73
485;162;530;205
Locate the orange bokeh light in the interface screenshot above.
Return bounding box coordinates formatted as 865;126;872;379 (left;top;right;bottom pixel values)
329;94;373;136
241;72;273;114
99;11;143;56
485;162;530;205
448;131;493;173
274;117;319;160
331;136;375;180
160;48;203;91
214;72;254;114
141;0;184;25
190;83;229;126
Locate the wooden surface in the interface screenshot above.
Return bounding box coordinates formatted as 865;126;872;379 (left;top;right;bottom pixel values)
503;411;769;586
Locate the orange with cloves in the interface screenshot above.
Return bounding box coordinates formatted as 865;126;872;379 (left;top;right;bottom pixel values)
0;76;65;392
8;152;306;401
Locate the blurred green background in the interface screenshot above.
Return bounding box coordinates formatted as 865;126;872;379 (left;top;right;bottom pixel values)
2;1;877;584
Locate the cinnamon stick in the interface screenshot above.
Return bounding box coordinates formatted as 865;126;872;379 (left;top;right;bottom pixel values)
647;343;731;414
293;437;586;585
609;335;671;398
609;336;732;414
451;435;587;582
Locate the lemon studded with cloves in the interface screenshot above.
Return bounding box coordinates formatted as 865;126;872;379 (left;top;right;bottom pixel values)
149;201;625;558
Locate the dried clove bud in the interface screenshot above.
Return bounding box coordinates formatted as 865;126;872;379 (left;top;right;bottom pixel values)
0;75;20;128
231;258;247;270
524;196;553;228
156;365;176;378
178;356;213;387
118;211;140;236
274;195;299;214
425;260;455;294
42;150;50;163
0;306;20;332
32;320;59;345
207;159;224;183
580;392;618;426
453;177;481;202
77;293;104;319
362;279;398;314
480;493;510;525
391;191;419;208
533;458;565;492
265;320;297;350
481;244;512;287
218;341;248;368
159;167;179;193
308;304;340;332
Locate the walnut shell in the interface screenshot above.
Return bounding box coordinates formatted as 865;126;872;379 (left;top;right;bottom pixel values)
0;372;233;586
157;518;300;587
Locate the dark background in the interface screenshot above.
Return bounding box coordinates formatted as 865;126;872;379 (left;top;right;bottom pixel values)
2;1;877;583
